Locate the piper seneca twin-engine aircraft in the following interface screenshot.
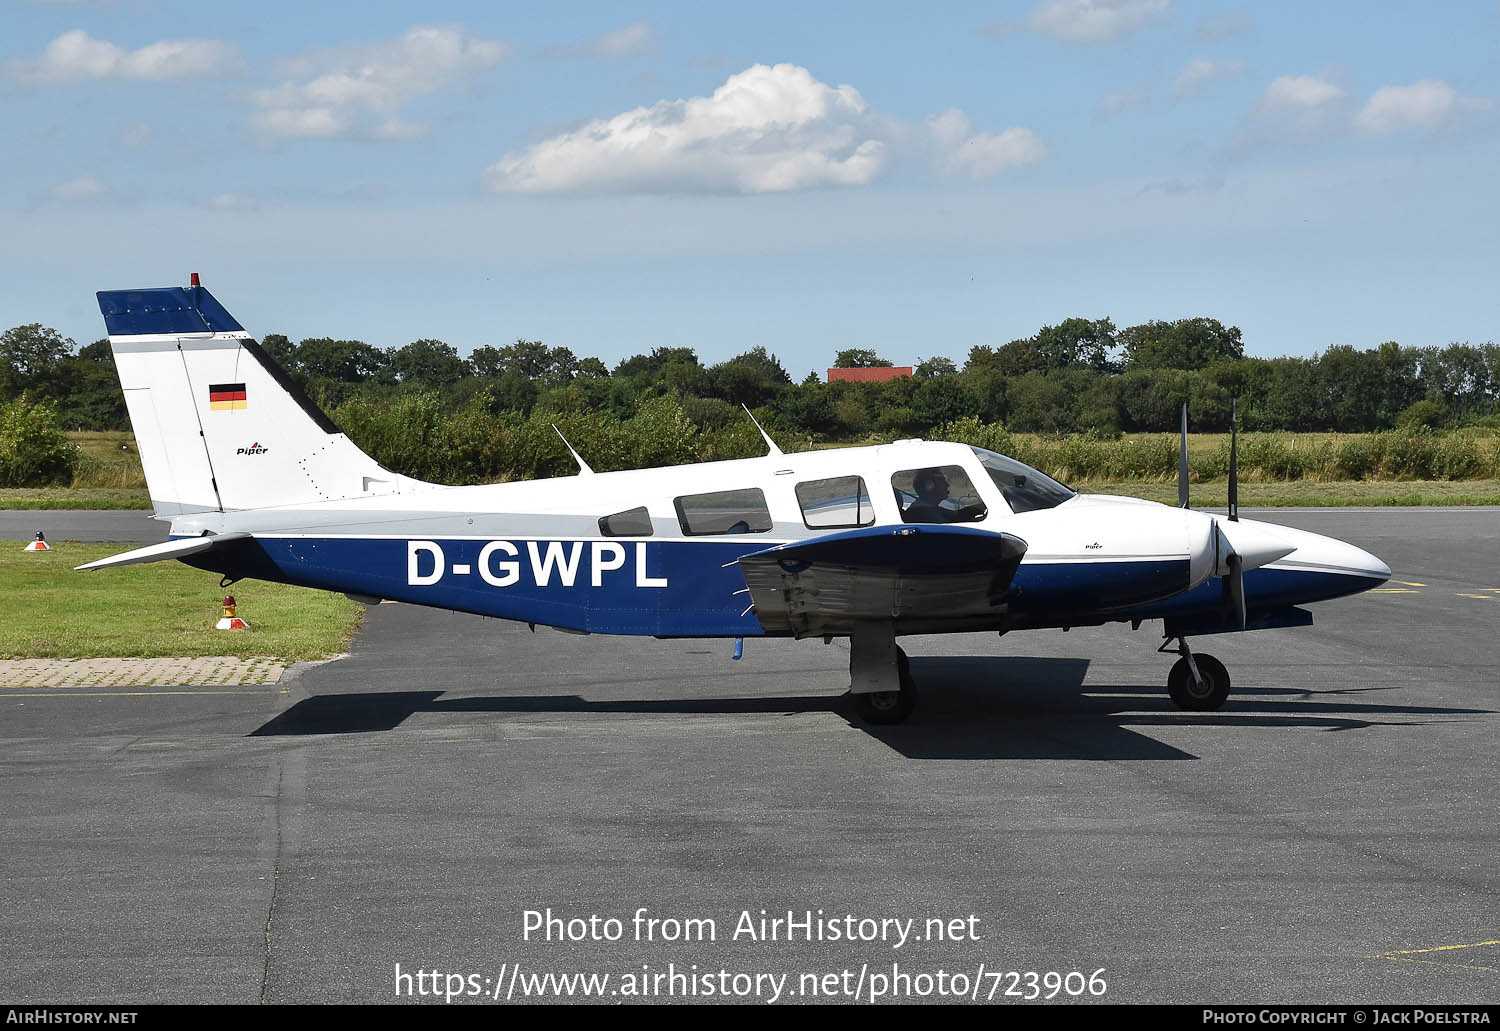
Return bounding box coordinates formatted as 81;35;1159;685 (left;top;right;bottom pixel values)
80;277;1391;724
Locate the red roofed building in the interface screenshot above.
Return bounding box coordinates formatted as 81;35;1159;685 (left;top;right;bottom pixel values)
827;366;913;383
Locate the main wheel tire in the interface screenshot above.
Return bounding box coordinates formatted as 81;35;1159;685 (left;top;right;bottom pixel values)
853;684;917;725
1167;653;1231;711
853;646;918;725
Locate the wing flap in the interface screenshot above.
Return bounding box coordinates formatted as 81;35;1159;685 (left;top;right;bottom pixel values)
74;532;253;571
736;525;1027;637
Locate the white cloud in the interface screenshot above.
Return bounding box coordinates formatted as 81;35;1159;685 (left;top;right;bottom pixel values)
1173;59;1246;96
1354;80;1490;134
248;25;509;142
1261;74;1344;111
544;21;660;60
203;192;258;211
927;110;1049;179
119;122;151;147
50;176;103;201
5;29;244;83
1015;0;1171;44
1100;81;1151;114
484;64;1044;195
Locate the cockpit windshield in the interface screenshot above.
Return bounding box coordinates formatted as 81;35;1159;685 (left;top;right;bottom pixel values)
971;447;1076;514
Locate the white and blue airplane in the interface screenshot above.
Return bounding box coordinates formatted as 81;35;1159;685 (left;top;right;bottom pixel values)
79;277;1391;724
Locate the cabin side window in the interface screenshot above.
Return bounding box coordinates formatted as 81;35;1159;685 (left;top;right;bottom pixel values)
674;488;774;536
891;465;987;524
598;506;654;537
795;476;875;529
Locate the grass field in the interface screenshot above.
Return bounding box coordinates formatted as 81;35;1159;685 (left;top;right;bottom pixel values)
70;431;148;489
1074;479;1500;507
1;541;364;660
3;429;1499;509
0;488;150;509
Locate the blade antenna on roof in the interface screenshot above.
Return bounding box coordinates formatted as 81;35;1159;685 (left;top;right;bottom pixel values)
742;405;784;457
552;425;594;475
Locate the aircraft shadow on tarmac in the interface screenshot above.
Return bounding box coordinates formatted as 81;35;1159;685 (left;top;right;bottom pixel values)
249;655;1493;761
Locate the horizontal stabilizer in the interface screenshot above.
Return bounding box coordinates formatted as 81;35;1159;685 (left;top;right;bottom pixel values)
75;532;253;572
737;525;1028;637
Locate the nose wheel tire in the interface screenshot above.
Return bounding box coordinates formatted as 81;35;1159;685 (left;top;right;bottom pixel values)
1168;653;1230;711
852;647;918;725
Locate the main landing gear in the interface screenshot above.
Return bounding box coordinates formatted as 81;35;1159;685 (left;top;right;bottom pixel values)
1162;637;1231;711
847;627;918;725
852;646;918;725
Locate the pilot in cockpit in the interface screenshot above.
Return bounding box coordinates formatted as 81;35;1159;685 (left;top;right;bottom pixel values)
902;467;984;523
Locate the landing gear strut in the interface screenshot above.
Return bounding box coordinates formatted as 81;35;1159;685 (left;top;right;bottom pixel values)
852;647;917;725
1162;637;1231;711
848;625;918;725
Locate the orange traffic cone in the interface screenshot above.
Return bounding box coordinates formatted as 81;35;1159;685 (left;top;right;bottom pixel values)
215;595;249;631
23;531;50;552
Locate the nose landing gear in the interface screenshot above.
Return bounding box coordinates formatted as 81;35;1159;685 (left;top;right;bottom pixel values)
1162;637;1231;711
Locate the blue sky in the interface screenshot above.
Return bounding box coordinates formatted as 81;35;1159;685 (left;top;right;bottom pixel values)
2;1;1497;378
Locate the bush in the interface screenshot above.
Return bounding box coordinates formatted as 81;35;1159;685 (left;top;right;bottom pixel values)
933;416;1015;456
1106;435;1177;479
0;395;79;486
1335;435;1385;480
1236;434;1305;480
1397;399;1447;430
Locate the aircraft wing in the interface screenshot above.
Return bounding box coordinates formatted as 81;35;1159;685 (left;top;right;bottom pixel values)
735;525;1027;637
74;532;254;571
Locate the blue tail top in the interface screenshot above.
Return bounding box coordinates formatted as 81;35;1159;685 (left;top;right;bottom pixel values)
97;286;245;336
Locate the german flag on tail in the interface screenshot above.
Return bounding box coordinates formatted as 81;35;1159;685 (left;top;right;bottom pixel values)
209;383;247;411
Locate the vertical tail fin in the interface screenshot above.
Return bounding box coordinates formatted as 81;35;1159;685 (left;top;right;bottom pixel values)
97;278;412;515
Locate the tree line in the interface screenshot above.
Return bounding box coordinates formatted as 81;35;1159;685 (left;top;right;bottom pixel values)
3;315;1498;441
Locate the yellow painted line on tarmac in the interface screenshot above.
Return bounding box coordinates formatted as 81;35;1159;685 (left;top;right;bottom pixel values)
1374;942;1500;978
1368;939;1500;974
1383;940;1500;955
1370;588;1420;594
1394;581;1427;587
1456;593;1495;600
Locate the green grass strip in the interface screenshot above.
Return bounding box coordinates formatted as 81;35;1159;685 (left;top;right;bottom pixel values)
0;488;152;510
1;541;363;660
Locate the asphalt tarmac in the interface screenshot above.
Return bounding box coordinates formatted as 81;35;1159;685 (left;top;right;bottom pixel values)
3;508;1497;1005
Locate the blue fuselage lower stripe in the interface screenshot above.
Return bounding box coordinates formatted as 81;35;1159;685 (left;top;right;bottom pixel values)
177;536;1373;637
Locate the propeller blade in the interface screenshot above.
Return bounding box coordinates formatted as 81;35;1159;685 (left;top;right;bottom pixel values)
1178;402;1190;509
1228;396;1239;522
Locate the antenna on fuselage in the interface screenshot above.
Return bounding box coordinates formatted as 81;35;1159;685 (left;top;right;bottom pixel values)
552;425;594;475
742;405;784;457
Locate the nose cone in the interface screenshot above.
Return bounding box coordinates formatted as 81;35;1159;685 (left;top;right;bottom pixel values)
1349;543;1391;583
